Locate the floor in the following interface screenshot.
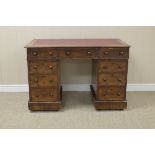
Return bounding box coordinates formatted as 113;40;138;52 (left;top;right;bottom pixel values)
0;92;155;128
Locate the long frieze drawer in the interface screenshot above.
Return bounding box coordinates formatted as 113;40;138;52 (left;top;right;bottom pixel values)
97;86;125;100
99;47;129;58
27;48;57;59
98;60;127;72
29;61;58;74
29;74;58;87
58;47;98;58
98;73;126;86
30;88;58;102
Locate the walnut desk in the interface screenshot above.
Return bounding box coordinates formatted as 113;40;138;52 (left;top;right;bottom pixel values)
25;39;130;111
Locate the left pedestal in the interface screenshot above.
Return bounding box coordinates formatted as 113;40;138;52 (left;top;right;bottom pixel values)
27;48;62;111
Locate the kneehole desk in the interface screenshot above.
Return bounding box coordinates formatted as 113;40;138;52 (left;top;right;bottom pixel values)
25;39;130;111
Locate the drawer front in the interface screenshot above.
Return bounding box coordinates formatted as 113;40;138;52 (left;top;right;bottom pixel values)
29;74;58;88
30;88;58;102
98;73;126;86
98;86;125;100
99;47;129;59
58;48;98;58
29;61;58;74
98;60;127;73
27;48;57;59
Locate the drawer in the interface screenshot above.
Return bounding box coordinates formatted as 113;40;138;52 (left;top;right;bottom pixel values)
29;61;58;74
98;73;126;86
99;47;129;59
29;74;58;88
58;47;98;58
98;60;127;72
97;86;125;100
30;88;58;102
27;48;57;59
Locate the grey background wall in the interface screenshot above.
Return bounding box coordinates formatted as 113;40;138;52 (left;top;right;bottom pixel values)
0;26;155;85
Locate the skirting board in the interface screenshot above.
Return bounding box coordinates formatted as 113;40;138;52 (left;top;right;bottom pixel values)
0;84;155;92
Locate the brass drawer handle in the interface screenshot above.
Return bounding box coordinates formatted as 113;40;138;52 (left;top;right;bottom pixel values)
118;78;122;82
65;51;71;55
103;78;107;82
49;51;53;55
48;65;53;69
104;51;109;55
33;65;38;69
33;52;38;56
119;51;124;55
35;95;39;98
87;51;92;55
50;93;54;96
117;92;121;96
118;65;122;69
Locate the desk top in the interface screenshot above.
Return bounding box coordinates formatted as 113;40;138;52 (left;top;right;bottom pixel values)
25;39;130;48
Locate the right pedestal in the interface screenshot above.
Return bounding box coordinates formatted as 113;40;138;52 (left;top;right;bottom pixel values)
91;58;128;110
